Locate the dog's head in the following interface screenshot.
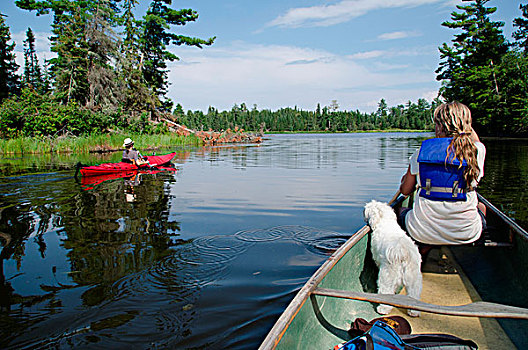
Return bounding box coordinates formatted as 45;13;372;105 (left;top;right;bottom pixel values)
363;200;396;229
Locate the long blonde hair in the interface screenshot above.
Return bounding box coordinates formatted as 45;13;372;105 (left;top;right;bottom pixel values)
433;101;480;189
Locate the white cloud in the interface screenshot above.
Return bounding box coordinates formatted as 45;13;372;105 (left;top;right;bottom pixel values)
421;90;439;101
347;45;434;61
378;31;421;40
348;50;385;60
268;0;444;28
167;42;438;113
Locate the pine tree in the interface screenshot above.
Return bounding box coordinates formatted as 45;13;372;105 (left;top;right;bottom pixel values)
0;15;20;101
120;0;156;112
22;27;46;94
436;0;509;134
16;0;124;108
16;0;215;116
376;98;388;117
139;0;215;111
85;0;123;110
16;0;92;104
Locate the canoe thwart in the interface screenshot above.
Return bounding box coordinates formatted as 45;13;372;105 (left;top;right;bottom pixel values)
313;288;528;319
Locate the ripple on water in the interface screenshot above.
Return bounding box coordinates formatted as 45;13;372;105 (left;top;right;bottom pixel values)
258;225;352;253
234;227;284;242
94;235;256;347
112;234;254;305
110;226;345;306
50;226;350;348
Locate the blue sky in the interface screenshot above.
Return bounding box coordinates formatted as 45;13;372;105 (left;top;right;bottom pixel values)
1;0;523;112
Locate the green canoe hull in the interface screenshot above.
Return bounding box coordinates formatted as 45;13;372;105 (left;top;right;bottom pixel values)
260;194;528;350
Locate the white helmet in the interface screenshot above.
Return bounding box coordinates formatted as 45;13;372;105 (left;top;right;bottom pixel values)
123;138;134;147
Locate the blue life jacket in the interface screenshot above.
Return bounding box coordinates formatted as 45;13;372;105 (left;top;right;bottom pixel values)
417;138;468;202
338;321;413;350
337;321;477;350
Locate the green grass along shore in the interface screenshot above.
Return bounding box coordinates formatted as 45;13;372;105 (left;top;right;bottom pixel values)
0;133;202;155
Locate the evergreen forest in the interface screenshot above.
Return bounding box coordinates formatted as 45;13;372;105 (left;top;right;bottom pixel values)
0;0;527;141
176;99;436;133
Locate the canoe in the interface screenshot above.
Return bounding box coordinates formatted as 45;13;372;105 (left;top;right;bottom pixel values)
79;152;177;176
79;166;177;191
259;193;528;349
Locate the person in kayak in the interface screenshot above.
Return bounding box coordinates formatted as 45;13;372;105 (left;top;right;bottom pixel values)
398;101;486;245
122;138;150;167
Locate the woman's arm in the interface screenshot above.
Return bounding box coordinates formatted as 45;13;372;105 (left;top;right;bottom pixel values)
400;166;417;196
470;128;480;143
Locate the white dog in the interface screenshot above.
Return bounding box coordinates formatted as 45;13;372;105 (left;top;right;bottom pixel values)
363;200;422;317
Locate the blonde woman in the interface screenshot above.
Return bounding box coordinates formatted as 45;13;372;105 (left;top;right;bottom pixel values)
398;101;486;245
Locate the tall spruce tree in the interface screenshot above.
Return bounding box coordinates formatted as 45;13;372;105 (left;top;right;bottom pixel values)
120;0;157;112
16;0;93;104
22;27;47;93
139;0;215;112
85;0;123;110
16;0;122;107
0;15;20;102
504;3;528;134
436;0;509;134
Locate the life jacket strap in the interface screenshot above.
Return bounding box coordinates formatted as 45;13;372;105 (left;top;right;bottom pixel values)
422;179;466;198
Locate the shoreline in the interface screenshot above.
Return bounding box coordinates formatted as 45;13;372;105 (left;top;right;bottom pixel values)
265;129;432;134
0;133;202;155
3;130;526;155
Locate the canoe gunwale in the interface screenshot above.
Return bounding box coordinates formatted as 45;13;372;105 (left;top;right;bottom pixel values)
258;225;371;350
477;193;528;241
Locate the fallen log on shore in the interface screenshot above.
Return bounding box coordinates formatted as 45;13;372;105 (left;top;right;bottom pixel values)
162;119;263;145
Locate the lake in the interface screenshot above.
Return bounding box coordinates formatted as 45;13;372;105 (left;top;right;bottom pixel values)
0;133;526;349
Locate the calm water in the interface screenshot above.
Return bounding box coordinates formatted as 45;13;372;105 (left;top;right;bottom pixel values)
0;133;526;349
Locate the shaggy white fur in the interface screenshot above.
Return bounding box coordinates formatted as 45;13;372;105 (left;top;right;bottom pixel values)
363;200;423;317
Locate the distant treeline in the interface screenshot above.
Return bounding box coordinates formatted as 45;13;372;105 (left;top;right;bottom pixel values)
176;99;435;132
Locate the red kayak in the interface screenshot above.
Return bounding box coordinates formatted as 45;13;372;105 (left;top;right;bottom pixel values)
80;166;177;191
79;152;177;176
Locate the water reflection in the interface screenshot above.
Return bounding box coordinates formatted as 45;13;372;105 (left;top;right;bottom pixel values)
478;138;528;229
0;133;526;349
123;172;141;202
0;166;183;347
